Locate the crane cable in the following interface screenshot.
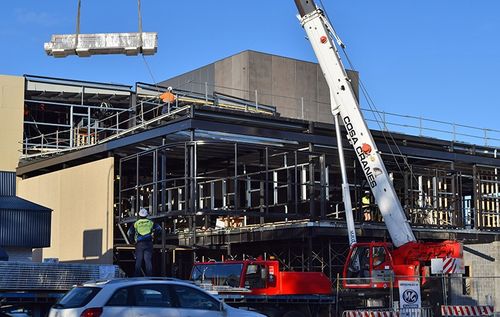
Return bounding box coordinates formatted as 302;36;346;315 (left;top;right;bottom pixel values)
319;2;420;187
74;0;144;53
75;0;81;47
343;47;420;186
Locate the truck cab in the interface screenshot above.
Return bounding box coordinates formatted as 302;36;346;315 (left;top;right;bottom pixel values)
191;260;332;296
343;242;419;289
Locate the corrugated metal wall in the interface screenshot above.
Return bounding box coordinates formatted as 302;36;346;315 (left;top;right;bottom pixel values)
0;209;51;247
0;171;16;196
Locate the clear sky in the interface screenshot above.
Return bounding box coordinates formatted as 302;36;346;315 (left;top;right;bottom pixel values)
1;1;499;144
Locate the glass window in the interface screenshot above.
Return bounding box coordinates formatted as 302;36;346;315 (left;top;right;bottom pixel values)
346;246;370;284
372;246;387;267
133;284;174;307
191;263;243;287
172;285;220;311
106;287;130;306
245;264;266;289
56;287;101;308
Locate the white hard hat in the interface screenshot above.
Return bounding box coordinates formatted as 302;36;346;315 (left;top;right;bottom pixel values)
364;190;370;194
167;86;173;91
139;208;149;217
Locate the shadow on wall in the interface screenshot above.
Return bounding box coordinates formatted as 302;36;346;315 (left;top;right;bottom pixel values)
32;229;113;264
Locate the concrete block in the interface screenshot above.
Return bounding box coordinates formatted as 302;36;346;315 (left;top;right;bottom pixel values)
44;32;158;58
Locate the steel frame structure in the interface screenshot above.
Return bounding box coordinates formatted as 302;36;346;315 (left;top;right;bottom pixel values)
15;76;500;278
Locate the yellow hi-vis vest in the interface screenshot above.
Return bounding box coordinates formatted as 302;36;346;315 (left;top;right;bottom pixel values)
362;196;370;208
134;218;154;242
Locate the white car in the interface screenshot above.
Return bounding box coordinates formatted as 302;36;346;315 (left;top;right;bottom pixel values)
49;278;265;317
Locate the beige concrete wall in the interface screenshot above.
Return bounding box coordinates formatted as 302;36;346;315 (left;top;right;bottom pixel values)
17;157;115;264
0;75;24;171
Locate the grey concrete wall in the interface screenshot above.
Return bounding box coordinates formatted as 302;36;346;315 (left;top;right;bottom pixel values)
159;64;215;96
158;50;359;123
215;51;250;100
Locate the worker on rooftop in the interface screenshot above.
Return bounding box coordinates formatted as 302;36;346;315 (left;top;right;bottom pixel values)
127;208;161;277
160;86;176;114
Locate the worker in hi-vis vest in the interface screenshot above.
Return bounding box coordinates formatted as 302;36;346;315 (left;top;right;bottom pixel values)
160;86;176;114
127;208;161;276
362;190;372;221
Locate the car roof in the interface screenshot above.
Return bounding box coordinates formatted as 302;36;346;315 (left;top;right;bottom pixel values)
82;277;193;287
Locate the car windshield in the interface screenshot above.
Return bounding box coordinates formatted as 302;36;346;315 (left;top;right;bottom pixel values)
191;263;243;287
55;287;101;309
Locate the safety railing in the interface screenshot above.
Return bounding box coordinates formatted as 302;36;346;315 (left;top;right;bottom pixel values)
21;83;277;159
178;80;500;150
343;307;433;317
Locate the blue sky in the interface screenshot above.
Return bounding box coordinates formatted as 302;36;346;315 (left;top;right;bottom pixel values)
1;1;499;143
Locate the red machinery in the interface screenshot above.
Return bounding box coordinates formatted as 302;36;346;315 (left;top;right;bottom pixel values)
191;259;334;317
294;0;464;295
191;259;332;296
343;241;462;289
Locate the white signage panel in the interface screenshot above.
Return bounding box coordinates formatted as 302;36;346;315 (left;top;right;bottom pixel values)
399;280;421;317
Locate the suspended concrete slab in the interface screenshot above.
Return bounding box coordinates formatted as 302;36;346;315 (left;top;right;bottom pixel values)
44;32;158;58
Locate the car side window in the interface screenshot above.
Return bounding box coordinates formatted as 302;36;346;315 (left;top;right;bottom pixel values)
106;287;130;306
171;285;220;311
133;284;174;308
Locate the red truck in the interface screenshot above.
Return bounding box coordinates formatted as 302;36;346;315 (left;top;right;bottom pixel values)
191;259;334;317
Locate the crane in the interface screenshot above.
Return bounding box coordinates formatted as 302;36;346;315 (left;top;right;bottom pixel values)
294;0;462;294
188;1;464;313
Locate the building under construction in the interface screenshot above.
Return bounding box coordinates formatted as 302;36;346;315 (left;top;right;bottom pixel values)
1;51;499;308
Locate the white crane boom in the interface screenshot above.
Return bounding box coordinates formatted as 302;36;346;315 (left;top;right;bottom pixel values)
294;0;416;247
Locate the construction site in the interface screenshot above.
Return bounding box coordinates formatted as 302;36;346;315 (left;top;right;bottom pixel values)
0;1;499;317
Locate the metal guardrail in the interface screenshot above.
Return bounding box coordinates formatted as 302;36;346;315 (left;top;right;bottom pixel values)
181;81;500;149
0;261;122;291
20;77;499;160
343;308;433;317
21;82;278;159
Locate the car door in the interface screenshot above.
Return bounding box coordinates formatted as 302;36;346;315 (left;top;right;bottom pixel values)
103;286;135;317
170;284;224;317
131;284;181;317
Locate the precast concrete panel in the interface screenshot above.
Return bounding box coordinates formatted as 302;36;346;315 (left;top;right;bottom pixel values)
232;51;251;100
0;75;24;172
271;55;298;118
162;50;359;123
159;64;215;95
248;51;273;106
316;65;331;122
215;51;250;100
17;157;114;264
214;57;233;96
295;61;320;121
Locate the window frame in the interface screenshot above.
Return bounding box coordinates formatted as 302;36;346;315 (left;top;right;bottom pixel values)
130;284;176;308
105;286;133;307
56;286;102;309
169;284;222;312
